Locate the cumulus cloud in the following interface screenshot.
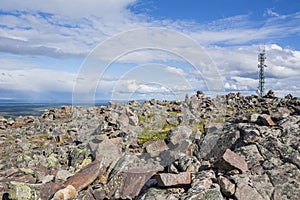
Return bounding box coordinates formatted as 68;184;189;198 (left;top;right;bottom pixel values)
0;1;300;100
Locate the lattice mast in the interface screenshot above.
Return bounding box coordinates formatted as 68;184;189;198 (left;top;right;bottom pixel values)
258;48;267;97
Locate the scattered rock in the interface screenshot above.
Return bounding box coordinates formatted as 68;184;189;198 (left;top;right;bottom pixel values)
1;91;299;200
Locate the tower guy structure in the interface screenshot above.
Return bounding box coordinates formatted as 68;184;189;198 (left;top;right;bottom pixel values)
258;49;267;97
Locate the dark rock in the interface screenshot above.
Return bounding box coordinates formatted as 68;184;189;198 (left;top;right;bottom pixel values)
264;90;275;98
257;114;276;126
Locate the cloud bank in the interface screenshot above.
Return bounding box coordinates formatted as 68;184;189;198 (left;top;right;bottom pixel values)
0;1;299;101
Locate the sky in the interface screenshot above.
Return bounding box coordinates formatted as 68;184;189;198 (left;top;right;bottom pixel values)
0;0;300;103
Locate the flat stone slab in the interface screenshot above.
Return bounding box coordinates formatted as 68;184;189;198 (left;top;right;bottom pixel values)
214;149;248;173
155;172;191;187
64;160;101;191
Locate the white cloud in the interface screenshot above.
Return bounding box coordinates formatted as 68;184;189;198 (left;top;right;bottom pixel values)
1;1;300;100
0;68;76;92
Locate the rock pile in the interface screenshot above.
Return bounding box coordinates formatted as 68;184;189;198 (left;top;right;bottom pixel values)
0;90;299;200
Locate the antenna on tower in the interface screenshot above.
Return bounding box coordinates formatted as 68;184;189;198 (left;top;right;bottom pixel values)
257;46;267;97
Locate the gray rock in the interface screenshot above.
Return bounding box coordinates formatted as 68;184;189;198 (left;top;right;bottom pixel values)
218;176;235;197
137;187;179;200
236;144;264;174
145;139;169;157
88;139;122;168
166;126;193;145
55;170;74;181
233;175;264;200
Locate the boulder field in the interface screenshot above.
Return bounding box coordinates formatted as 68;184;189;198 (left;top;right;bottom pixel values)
0;90;299;199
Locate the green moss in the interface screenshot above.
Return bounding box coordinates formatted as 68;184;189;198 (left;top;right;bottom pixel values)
286;146;294;154
63;133;70;140
20;168;34;175
169;110;182;115
195;119;206;134
138;116;146;123
7;136;15;141
137;127;168;145
1;151;9;157
162;123;177;132
36;133;50;140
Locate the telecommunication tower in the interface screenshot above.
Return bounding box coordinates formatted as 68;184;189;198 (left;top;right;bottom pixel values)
258;48;267;97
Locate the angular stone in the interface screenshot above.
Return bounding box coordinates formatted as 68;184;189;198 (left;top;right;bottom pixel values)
145;139;169;157
214;149;248;173
56;170;74;181
195;123;229;161
155;172;191;187
42;175;54;184
257;114;275;126
64;160;101;191
233;175;264;200
40;182;64;200
236;145;264;174
117;113;129;128
88;139;122;168
101;155;163;199
218;176;235;197
166;126;192;145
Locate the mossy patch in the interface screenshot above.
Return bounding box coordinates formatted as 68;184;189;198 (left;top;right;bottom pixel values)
137;127;168;145
7;135;15;141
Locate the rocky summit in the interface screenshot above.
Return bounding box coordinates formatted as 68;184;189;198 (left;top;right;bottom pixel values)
0;90;299;200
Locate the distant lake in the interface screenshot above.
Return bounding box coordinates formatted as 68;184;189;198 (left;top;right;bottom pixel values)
0;102;109;119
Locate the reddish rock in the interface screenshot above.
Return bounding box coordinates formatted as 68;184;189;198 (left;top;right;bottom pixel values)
155;172;191;187
106;170;158;198
64;160;101;191
99;155;163;199
214;149;248;173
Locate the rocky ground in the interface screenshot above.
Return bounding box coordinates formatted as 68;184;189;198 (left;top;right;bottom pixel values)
0;90;299;200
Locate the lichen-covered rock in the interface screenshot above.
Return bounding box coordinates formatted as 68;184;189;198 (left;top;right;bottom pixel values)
8;182;32;200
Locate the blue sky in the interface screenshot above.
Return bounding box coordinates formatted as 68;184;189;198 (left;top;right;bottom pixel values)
0;0;299;102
